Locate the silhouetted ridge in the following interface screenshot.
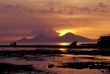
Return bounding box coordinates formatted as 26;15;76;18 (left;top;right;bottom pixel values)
21;37;27;40
32;34;50;40
62;32;76;37
17;37;28;42
17;33;96;43
50;32;95;42
29;34;52;42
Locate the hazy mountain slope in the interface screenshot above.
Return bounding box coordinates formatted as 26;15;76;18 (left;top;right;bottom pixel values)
17;33;96;43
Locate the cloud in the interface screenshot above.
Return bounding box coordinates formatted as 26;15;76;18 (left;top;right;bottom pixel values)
0;3;34;14
0;3;20;13
0;33;32;37
31;24;59;38
0;14;59;39
99;3;106;8
0;2;110;15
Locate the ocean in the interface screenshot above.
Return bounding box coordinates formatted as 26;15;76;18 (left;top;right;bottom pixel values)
0;42;109;74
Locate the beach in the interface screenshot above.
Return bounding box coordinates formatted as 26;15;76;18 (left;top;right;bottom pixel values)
0;47;110;74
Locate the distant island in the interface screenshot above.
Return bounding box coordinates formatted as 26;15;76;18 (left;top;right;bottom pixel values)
17;33;96;43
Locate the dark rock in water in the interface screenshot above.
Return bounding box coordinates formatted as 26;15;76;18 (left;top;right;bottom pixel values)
70;41;77;46
57;62;110;69
0;63;35;74
48;64;55;68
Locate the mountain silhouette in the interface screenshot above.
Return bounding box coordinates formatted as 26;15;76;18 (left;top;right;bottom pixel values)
49;32;96;42
31;34;51;42
17;32;96;43
17;37;29;42
17;34;52;43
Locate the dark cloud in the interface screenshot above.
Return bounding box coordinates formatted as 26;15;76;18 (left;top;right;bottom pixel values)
0;33;32;37
0;2;109;15
0;3;20;13
0;24;59;39
99;3;106;8
0;14;59;38
31;24;59;38
0;3;34;14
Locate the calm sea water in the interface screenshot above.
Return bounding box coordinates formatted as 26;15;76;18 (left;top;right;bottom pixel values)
0;42;109;74
0;42;96;45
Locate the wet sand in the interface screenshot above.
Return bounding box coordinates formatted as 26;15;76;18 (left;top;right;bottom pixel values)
0;48;110;74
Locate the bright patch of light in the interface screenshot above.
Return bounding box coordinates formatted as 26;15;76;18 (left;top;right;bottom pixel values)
59;48;67;52
56;30;75;36
59;43;69;45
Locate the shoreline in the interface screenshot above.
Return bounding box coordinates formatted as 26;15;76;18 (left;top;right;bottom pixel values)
0;44;109;48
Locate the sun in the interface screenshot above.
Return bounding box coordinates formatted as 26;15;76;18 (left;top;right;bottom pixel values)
56;30;75;36
59;43;70;45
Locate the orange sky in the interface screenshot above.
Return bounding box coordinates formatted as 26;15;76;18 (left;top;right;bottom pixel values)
0;0;110;42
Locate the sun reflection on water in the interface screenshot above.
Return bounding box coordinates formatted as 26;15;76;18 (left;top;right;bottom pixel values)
59;48;67;52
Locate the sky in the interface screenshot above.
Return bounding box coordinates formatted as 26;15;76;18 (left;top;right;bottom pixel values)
0;0;110;42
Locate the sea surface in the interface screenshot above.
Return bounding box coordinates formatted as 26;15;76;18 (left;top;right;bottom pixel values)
0;42;109;74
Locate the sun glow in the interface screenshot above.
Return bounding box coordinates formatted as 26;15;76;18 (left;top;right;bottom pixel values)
56;30;75;36
59;43;70;45
59;48;67;52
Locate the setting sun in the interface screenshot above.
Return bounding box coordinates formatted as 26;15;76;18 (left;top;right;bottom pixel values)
56;30;75;36
59;43;70;45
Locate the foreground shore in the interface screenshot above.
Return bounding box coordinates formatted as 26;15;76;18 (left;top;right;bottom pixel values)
0;48;110;74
